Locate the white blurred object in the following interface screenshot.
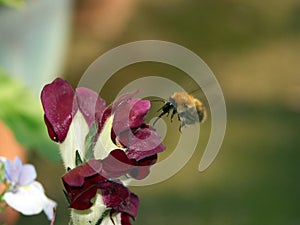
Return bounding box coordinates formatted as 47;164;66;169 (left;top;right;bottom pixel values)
0;0;71;95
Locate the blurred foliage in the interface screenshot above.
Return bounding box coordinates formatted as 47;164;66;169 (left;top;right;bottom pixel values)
0;0;23;8
130;0;300;52
0;71;60;161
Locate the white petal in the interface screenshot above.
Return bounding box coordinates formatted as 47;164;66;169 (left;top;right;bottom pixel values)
43;197;57;220
30;182;57;220
94;115;125;160
59;111;90;169
3;181;57;220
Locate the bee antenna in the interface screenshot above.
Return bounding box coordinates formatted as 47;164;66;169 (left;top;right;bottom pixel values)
150;99;166;103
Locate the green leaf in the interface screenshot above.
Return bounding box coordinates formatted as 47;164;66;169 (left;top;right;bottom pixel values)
0;70;60;161
75;150;83;166
0;163;5;184
84;122;98;162
63;190;71;205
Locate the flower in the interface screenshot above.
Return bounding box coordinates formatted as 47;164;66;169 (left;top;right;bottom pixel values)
41;78;166;225
62;160;139;223
2;157;56;220
41;78;106;169
41;78;165;169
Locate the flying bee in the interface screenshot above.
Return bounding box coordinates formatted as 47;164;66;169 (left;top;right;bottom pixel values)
153;92;207;130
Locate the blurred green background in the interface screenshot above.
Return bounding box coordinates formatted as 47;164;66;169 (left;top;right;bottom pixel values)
0;0;299;224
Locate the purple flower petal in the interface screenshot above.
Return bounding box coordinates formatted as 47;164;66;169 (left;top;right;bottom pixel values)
129;100;151;128
68;180;99;210
113;99;151;135
102;150;157;180
101;182;130;208
102;183;139;219
62;160;103;187
75;87;106;127
121;213;132;225
128;154;157;180
41;78;77;142
122;193;139;219
110;90;141;112
62;154;142;212
99;90;141;130
117;126;166;161
102;150;136;178
62;160;106;210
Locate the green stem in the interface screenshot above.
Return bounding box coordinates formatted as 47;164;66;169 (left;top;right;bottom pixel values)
95;208;111;225
0;184;10;202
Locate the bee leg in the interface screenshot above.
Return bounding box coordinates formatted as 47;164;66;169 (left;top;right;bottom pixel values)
178;114;184;132
153;110;168;126
154;102;174;126
178;123;183;132
170;108;177;122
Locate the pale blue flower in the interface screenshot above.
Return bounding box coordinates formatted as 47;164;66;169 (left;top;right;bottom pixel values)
2;157;56;220
4;157;36;189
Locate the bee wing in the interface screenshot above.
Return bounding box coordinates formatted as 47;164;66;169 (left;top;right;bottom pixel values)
177;106;200;125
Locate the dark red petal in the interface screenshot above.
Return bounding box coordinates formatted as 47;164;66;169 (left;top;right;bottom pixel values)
41;78;77;142
69;184;98;210
102;150;136;178
62;160;103;187
102;150;156;180
63;172;106;210
118;193;139;219
111;90;140;112
112;99;150;136
100;90;140;129
62;160;106;210
76;87;106;127
43;115;58;142
117;127;166;161
97;107;111;133
120;213;132;225
102;183;139;219
129;100;150;128
101;182;130;208
128;154;157;180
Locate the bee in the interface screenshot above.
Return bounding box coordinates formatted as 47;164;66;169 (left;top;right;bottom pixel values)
153;92;207;130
